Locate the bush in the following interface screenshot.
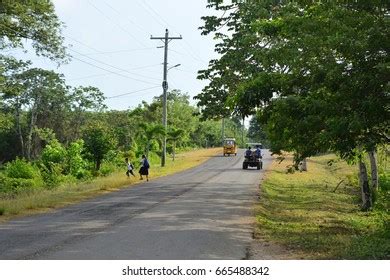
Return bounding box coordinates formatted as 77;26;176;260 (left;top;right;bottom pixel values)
66;140;87;177
41;140;67;168
5;158;41;180
39;162;65;188
74;168;92;180
99;163;118;177
104;150;124;167
0;172;44;194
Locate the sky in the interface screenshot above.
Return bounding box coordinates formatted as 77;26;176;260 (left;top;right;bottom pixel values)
14;0;219;110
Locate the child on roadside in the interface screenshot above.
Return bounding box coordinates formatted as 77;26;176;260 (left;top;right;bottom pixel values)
125;157;136;178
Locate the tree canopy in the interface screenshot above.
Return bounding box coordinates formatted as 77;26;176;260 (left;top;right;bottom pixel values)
0;0;67;62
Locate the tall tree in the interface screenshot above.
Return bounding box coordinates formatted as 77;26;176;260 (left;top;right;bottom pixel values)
83;125;116;171
0;0;67;62
167;128;184;161
138;123;166;158
198;1;389;209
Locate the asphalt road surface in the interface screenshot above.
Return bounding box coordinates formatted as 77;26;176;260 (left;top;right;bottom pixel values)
0;149;272;260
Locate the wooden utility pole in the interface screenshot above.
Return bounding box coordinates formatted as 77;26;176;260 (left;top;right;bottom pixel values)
151;29;182;167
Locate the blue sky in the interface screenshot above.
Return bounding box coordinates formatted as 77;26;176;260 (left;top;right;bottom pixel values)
13;0;219;110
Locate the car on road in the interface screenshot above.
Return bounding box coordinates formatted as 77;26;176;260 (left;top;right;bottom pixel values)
243;143;263;170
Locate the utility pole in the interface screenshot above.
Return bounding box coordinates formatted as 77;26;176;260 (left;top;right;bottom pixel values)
242;116;245;148
221;118;225;144
151;29;182;167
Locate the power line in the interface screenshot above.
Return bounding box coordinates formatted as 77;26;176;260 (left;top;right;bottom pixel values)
134;0;167;29
82;48;155;55
68;63;161;81
168;48;205;65
66;35;104;53
106;86;160;99
0;23;160;85
102;0;152;36
86;0;148;48
135;0;206;63
70;55;159;85
69;48;161;83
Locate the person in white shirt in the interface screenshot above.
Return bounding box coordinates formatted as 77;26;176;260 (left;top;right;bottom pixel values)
125;157;135;178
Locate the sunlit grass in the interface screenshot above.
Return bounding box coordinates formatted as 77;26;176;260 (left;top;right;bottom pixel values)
256;154;390;259
0;148;220;222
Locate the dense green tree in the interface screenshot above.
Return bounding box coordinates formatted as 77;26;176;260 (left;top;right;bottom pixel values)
82;126;116;171
247;115;268;147
198;0;389;209
167;128;184;161
0;0;67;62
138;123;166;158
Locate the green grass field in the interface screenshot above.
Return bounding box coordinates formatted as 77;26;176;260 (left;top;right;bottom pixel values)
256;154;390;259
0;148;220;222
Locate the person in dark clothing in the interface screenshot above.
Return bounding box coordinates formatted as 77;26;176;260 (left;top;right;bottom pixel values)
139;154;150;181
245;146;252;158
255;146;262;159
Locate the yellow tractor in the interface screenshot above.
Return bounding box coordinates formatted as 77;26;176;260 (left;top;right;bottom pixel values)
223;138;237;156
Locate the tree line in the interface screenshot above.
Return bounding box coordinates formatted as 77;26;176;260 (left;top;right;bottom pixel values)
195;0;389;210
0;0;247;194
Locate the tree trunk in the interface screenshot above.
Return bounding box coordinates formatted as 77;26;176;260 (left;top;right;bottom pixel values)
146;141;150;158
15;99;25;157
358;159;372;211
96;158;101;171
26;95;40;160
172;141;176;161
368;150;379;192
300;158;308;171
241;116;245;148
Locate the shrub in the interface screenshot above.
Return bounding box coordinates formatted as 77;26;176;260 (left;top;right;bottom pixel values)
99;163;119;177
104;150;124;167
0;171;44;194
39;162;65;188
74;168;92;180
41;140;67;168
5;158;41;179
66;140;87;177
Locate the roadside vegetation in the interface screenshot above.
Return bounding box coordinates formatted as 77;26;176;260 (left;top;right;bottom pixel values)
256;151;389;259
199;1;388;211
0;148;219;221
0;1;247;215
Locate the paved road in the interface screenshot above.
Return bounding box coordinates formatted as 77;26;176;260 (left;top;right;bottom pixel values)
0;149;272;260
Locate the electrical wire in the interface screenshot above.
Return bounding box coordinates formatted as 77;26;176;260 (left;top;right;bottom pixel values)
82;48;155;55
68;63;161;81
70;55;159;85
106;85;160;99
135;0;206;63
86;0;148;48
102;0;152;36
69;48;161;82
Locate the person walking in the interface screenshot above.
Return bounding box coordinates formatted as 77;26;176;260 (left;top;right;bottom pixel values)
139;154;150;181
125;157;136;178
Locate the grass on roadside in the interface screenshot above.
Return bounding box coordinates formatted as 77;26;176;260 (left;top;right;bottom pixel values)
0;148;220;222
256;154;390;259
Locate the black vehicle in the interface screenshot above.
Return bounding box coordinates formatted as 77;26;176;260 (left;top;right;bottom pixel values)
243;143;263;170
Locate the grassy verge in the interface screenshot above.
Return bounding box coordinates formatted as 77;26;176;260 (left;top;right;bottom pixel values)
256;154;390;259
0;148;220;222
